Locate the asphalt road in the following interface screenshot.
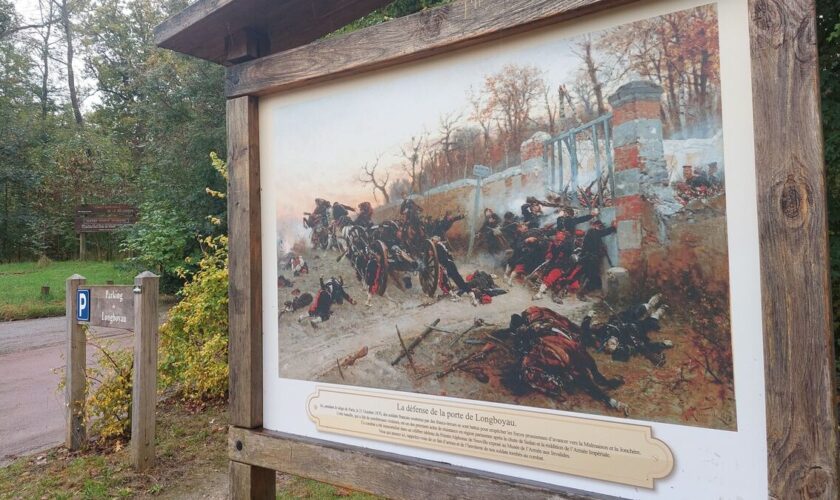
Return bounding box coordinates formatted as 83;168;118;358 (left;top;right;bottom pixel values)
0;317;133;464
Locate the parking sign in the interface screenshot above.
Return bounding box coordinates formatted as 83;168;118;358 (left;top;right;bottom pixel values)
76;289;90;322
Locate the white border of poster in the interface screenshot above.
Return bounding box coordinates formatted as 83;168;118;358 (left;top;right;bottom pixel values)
259;0;767;497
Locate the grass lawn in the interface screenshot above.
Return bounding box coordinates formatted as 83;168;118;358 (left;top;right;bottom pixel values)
0;260;138;321
0;400;380;499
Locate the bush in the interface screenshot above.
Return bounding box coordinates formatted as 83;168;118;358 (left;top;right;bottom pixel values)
121;199;196;292
159;153;230;400
86;336;134;441
158;234;229;400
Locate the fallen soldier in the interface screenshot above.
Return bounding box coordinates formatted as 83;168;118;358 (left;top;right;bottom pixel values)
581;294;673;366
501;306;628;413
299;276;355;327
281;289;312;315
463;270;507;306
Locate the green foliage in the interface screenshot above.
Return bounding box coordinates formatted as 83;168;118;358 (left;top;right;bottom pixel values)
331;0;452;35
0;260;135;320
86;335;135;440
121;199;195;288
817;1;840;378
158;154;229;400
158;233;229;400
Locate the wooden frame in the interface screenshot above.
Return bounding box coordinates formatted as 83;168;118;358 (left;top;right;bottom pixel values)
159;0;839;497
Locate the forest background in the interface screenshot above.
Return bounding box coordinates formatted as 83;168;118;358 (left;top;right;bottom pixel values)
0;0;838;378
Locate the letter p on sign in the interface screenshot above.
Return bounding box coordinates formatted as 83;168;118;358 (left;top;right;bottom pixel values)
77;289;90;322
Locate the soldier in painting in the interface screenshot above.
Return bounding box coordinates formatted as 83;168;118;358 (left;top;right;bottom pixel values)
506;227;549;285
400;195;423;227
426;212;465;239
532;230;581;302
521;196;545;228
581;294;673;366
354;201;375;228
331;201;355;221
299;276;356;327
477;208;506;253
577;219;617;299
556;206;598;234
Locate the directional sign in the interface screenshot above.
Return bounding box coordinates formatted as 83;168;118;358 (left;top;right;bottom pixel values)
88;286;135;328
74;204;138;233
472;164;492;179
76;289;91;322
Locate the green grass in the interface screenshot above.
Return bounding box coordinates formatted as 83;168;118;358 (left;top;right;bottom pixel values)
0;400;381;499
0;260;138;321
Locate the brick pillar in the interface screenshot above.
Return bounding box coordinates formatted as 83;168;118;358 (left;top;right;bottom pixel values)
608;80;669;271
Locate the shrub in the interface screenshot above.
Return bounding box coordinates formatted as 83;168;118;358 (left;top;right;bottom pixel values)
158;233;229;400
158;152;230;400
86;336;134;440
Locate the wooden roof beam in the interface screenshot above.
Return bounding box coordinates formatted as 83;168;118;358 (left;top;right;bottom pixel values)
154;0;392;65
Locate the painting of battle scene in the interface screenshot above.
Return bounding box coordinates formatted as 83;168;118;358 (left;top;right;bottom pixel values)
274;4;735;430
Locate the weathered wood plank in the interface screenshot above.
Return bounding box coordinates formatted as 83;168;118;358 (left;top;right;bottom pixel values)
227;95;263;429
155;0;392;65
65;274;86;451
228;427;612;500
131;271;159;472
230;460;275;500
748;1;839;498
227;92;274;500
225;0;641;97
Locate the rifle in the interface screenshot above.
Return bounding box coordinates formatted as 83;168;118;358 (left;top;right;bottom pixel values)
436;344;496;379
526;260;551;279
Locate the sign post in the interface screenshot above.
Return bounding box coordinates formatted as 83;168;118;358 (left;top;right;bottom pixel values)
467;164;491;257
65;274;87;451
131;271;159;471
64;271;159;469
74;204;138;261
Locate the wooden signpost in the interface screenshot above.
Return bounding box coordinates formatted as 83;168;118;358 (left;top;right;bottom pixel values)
74;204;138;260
65;271;159;471
155;0;838;498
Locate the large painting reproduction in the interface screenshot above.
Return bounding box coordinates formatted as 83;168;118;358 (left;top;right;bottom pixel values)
273;2;736;433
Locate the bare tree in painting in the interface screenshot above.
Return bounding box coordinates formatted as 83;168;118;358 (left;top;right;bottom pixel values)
577;36;607;116
437;111;462;182
399;134;427;194
543;86;559;135
359;155;390;204
598;5;720;135
479;64;546;157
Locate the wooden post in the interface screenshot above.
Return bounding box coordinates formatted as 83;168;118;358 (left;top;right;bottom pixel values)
227;95;276;498
79;232;86;261
131;271;159;471
65;274;86;450
748;1;839;497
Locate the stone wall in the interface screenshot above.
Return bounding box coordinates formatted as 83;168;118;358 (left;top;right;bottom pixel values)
371;79;729;305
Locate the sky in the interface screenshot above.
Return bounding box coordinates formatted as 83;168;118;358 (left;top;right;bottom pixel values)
14;0;100;111
262;3;720;246
261;11;652;244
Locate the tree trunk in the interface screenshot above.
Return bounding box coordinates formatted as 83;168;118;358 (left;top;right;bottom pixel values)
59;0;83;128
582;40;607;116
39;0;54;120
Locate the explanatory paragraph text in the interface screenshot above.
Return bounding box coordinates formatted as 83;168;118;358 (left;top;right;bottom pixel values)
306;388;673;488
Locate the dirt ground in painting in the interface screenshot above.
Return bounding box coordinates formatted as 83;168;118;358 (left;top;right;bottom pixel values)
277;246;736;431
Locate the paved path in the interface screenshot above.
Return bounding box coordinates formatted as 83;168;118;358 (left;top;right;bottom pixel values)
0;317;133;464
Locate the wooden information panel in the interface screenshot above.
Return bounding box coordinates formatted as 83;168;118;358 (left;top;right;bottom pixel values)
155;0;839;498
74;204;138;233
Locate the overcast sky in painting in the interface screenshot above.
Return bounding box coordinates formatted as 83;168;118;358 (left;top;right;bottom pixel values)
264;18;626;241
